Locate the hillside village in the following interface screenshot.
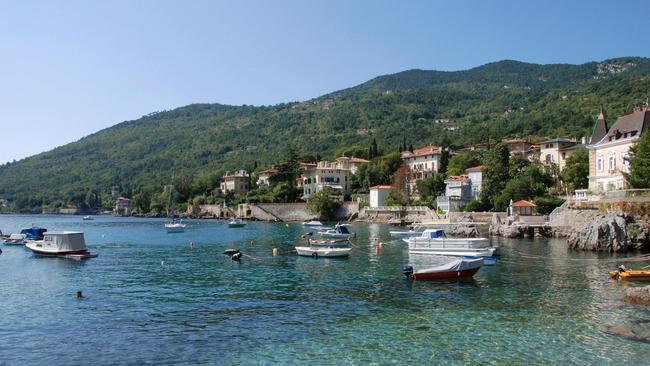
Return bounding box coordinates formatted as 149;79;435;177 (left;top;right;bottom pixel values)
107;104;650;220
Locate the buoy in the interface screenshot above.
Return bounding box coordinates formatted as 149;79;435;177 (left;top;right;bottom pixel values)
189;241;194;250
161;260;165;266
285;224;289;227
249;240;254;246
76;290;83;298
272;248;278;256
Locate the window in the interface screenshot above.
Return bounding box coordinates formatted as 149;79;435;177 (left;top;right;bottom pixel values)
597;157;603;172
608;155;616;171
545;154;553;164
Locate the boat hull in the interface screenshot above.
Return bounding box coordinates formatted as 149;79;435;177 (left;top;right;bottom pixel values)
409;247;497;257
609;270;650;280
410;267;480;280
25;242;89;256
295;246;351;257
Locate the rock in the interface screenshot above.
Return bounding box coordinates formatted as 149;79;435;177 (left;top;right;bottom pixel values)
446;225;480;237
623;286;650;307
489;214;527;238
567;211;650;252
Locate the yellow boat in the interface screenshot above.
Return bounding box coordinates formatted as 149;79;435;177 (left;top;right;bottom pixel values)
609;268;650;280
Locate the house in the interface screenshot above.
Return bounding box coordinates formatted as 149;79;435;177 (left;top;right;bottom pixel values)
401;144;445;198
302;160;353;199
114;197;131;216
369;185;392;207
503;138;533;158
511;200;536;216
220;170;250;195
437;175;471;212
256;168;275;187
335;156;370;175
587;106;650;193
465;165;484;200
539;137;582;171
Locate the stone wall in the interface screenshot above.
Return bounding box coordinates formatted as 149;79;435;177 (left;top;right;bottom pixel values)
449;211;506;223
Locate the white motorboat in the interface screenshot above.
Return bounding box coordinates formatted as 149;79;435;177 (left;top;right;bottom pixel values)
302;220;324;227
404;229;497;257
2;233;26;245
228;218;246;228
318;224;355;238
25;231;97;259
165;219;186;233
82;215;94;220
295;246;351;258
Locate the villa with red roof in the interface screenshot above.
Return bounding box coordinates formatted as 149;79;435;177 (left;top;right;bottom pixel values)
401;144;445;199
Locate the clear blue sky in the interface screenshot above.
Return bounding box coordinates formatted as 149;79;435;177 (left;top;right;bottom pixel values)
1;0;649;163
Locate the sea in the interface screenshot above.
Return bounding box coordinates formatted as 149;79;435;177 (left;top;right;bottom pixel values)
1;214;649;365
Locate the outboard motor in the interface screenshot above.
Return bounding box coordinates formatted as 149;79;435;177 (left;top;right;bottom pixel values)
231;251;242;261
402;265;414;279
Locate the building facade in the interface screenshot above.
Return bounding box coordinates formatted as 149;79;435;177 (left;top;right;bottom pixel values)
114;197;131;216
256;168;275;187
369;185;392;207
539;137;582;172
465;165;484;200
302;160;352;199
401;144;444;199
587;107;650;193
220;170;250;196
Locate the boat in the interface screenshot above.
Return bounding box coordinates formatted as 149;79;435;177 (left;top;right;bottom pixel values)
609;265;650;280
83;215;94;220
165;219;186;233
20;226;47;240
404;229;497;257
25;231;97;259
295;246;352;258
318;223;355;238
302;220;324;226
228;218;246;228
306;237;350;248
2;233;27;245
389;230;421;238
463;256;497;265
403;258;483;280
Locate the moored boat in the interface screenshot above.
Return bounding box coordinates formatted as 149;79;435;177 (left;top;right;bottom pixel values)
165;219;186;233
404;229;497;257
403;258;483;280
318;224;355;238
306;238;350;248
228;218;246;228
25;231;97;259
20;226;48;241
609;265;650;280
302;220;324;227
389;230;421;238
83;215;94;221
2;233;27;245
295;246;352;258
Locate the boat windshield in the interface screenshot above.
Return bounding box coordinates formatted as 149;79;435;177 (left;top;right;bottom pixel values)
338;226;350;234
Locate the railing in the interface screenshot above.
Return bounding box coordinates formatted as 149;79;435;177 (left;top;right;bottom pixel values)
365;206;431;212
567;189;650;205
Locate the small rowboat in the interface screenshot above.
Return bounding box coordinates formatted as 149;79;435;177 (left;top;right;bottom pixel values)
403;258;483;281
228;218;246;228
609;266;650;280
2;233;26;245
295;246;351;258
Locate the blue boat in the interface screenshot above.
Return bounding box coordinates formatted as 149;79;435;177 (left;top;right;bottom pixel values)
20;227;47;240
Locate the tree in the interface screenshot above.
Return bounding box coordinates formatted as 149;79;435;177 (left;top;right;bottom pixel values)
270;148;302;188
480;143;510;210
560;147;589;191
415;173;446;201
334;145;368;159
392;164;412;203
446;151;482;176
438;149;451;176
625;131;650;188
307;186;341;220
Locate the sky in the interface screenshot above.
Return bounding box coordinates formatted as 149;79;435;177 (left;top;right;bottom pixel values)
1;0;649;164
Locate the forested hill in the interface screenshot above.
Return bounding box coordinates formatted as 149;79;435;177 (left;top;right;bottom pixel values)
2;57;650;211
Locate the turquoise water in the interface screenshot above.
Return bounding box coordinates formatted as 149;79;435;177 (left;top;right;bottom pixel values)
1;214;649;365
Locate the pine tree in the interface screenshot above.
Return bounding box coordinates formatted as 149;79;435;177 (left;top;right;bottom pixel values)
625;131;650;188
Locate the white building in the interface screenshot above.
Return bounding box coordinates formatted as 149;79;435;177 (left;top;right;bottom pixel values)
302;160;353;199
220;170;250;196
401;144;444;199
256;168;275;187
335;156;370;175
465;165;484;200
369;185;392;207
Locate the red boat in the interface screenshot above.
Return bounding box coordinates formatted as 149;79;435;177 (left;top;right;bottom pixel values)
403;258;483;280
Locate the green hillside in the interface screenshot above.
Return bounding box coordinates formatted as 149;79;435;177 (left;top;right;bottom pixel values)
2;57;650;212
